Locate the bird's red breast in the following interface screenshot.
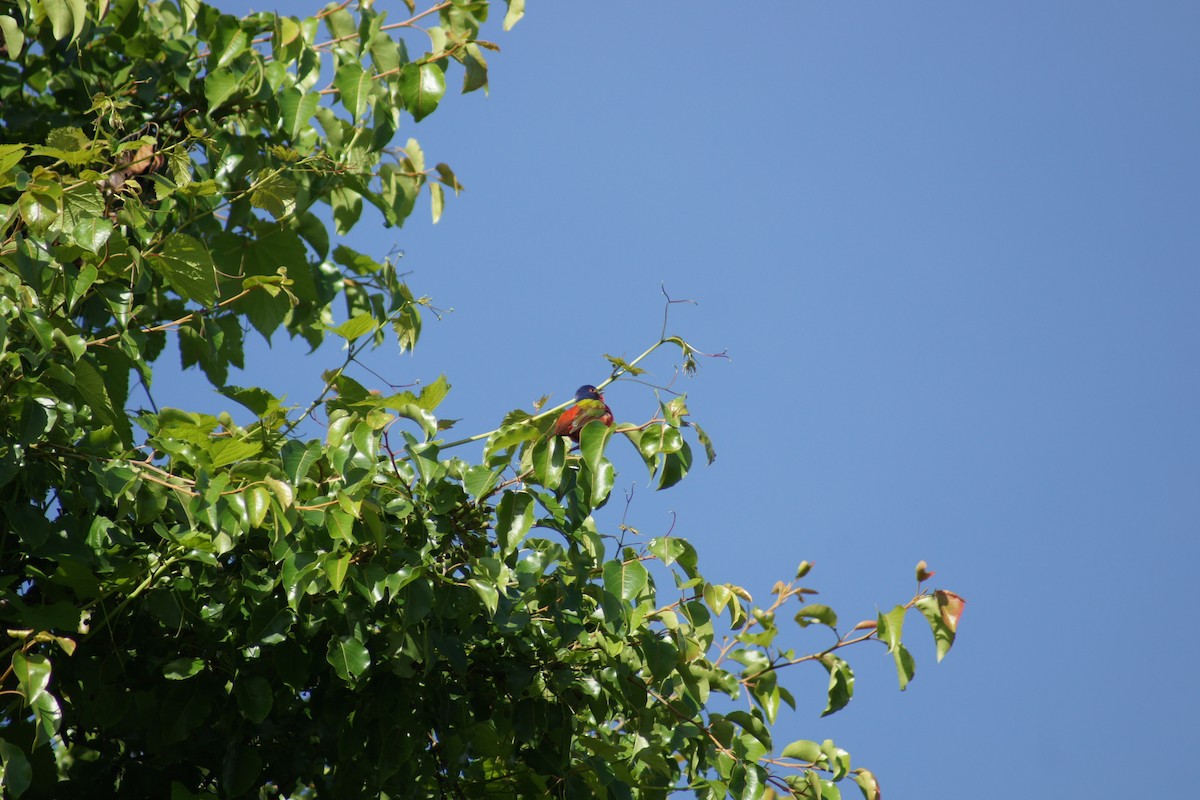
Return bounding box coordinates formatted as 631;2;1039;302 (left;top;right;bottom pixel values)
553;391;613;441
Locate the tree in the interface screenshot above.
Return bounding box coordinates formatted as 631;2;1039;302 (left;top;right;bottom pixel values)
0;2;965;798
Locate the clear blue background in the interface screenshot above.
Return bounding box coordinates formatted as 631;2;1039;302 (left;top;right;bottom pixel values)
185;2;1199;796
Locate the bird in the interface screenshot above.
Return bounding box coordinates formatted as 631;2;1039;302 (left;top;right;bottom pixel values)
552;385;614;441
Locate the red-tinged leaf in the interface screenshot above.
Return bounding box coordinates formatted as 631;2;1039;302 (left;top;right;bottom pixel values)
914;591;963;662
853;768;881;800
916;560;935;582
937;590;966;631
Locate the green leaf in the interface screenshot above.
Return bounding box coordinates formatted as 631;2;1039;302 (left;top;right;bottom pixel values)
603;559;648;603
11;652;51;706
42;0;87;43
148;234;218;306
234;676;273;724
0;15;25;59
461;42;488;93
74;355;133;444
463;464;501;499
251;172;297;220
399;63;446;122
0;739;32;798
657;439;693;490
691;421;717;464
334;62;373;119
467;578;499;616
483;421;540;462
531;435;565;489
163;657;205;680
324;553;352;592
502;0;526;30
818;655;855;717
780;739;823;763
326;635;371;683
794;604;838;629
429;181;444;224
277;88;319;140
852;768;881;800
72;217;113;254
877;604;915;689
214;23;250;68
914;590;965;662
204;69;240;113
330;313;377;341
209;438;261;468
495;491;533;556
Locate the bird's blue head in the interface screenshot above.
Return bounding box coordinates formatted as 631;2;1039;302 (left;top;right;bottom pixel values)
574;385;602;401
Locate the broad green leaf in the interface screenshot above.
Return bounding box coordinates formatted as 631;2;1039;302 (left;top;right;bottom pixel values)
603;559;648;603
163;657;205;680
11;652;51;706
18;187;58;234
495;490;533;555
0;15;24;59
780;739;823;763
794;604;838;629
531;435;565;489
234;676;273;723
43;0;87;43
324;552;351;592
334;62;373;119
326;636;371;683
326;507;356;543
914;590;965;662
853;768;881;800
204;69;240;113
399;63;446;122
579;419;613;473
72;218;112;254
251;172;297;220
467;578;499;616
278;88;319;140
147;234;218;306
461;42;488;93
330;313;377;341
0;739;32;798
397;403;438;439
56;184;104;233
209;438;261;468
463;464;501;499
213;20;250;69
483;421;540;462
657;440;693;490
819;654;855;717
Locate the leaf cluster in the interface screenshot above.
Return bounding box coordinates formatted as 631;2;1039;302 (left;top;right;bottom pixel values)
0;2;964;799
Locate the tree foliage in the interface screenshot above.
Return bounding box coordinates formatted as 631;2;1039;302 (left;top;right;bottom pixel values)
0;2;965;798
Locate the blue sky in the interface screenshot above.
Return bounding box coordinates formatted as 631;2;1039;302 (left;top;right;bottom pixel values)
186;2;1198;796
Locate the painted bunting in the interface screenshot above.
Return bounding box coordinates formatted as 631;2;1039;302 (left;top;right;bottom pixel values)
553;385;614;441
